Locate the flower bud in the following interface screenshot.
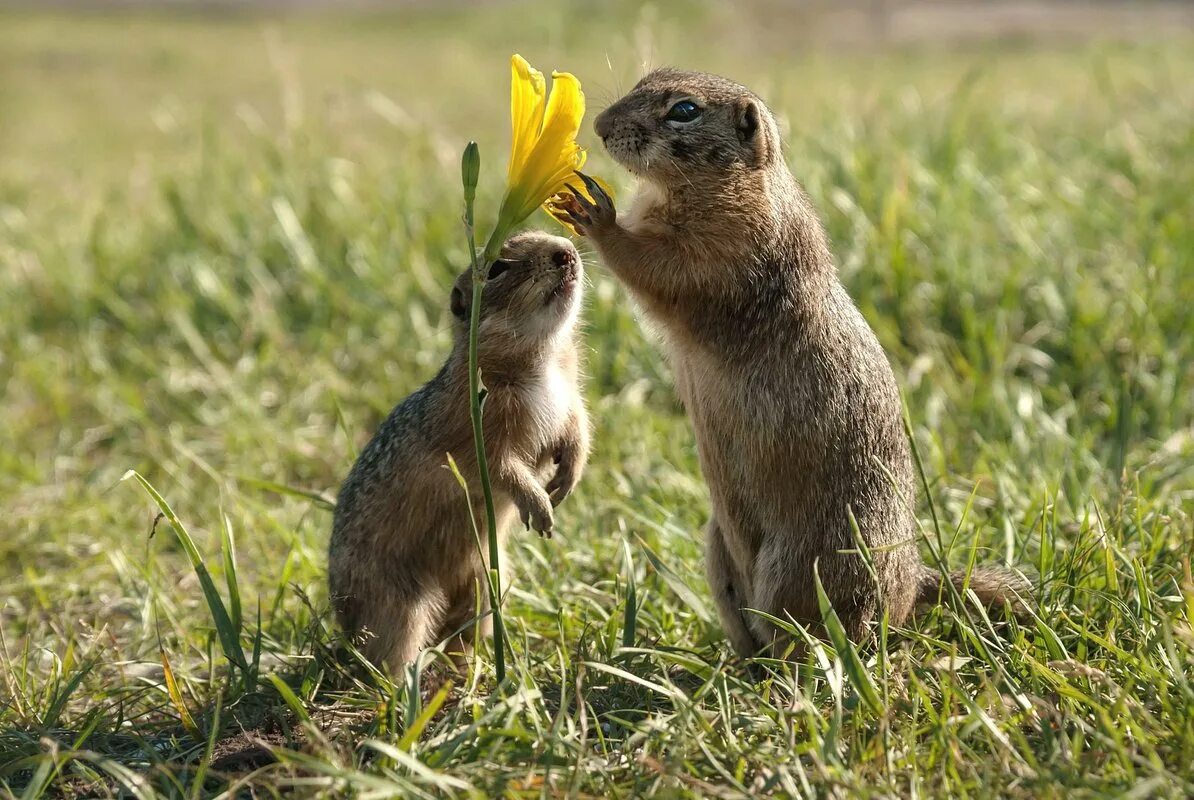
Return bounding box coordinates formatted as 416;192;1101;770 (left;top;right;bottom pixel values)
461;141;480;206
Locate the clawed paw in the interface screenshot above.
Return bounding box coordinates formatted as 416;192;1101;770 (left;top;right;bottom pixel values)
545;465;577;508
554;171;616;236
519;502;555;539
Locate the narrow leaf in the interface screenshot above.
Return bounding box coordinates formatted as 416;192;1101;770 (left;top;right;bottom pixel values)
397;681;453;751
41;661;94;729
123;470;248;672
267;674;311;725
814;561;882;715
621;538;638;649
160;648;200;739
220;512;242;635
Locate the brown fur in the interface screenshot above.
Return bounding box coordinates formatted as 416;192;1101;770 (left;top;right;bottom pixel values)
328;232;589;672
560;69;1028;658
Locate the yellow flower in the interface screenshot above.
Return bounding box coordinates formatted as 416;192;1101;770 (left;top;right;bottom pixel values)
486;55;608;252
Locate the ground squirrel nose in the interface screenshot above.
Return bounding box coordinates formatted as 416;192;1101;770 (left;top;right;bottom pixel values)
594;112;612;141
551;248;574;268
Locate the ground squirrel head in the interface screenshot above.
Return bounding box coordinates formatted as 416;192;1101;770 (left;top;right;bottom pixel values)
449;231;582;350
594;68;782;184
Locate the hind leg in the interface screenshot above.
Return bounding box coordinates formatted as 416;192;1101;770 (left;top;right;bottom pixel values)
437;574;492;671
749;543;876;661
745;562;799;661
747;548;815;661
706;519;763;658
356;587;446;675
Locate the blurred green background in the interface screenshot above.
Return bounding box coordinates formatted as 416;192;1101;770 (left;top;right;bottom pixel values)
1;1;1192;796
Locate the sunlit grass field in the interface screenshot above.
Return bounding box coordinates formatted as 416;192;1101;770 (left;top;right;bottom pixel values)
2;3;1193;797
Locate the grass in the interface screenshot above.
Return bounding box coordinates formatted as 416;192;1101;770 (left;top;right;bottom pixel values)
2;2;1193;797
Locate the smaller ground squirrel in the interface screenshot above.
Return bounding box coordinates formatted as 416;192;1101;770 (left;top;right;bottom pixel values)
557;69;1029;659
328;231;589;672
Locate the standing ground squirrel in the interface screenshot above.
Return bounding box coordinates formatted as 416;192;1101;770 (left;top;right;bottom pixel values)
557;69;1028;658
328;231;589;671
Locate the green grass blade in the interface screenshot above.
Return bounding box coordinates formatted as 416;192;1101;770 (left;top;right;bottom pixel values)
267;673;312;726
636;536;713;623
18;756;54;800
122;470;248;673
397;680;452;751
621;537;638;649
814;561;882;716
219;511;242;636
40;660;94;729
236;476;336;510
190;687;222;800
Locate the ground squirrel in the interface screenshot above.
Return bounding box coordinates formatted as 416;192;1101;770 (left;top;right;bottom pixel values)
328;231;589;671
557;69;1028;658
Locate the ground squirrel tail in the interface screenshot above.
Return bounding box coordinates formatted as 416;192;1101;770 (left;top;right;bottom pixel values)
916;565;1034;619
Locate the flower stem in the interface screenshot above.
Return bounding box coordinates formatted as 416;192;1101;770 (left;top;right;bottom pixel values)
461;142;506;685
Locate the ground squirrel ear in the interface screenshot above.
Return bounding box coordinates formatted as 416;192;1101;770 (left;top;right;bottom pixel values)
450;286;467;320
735;98;768;167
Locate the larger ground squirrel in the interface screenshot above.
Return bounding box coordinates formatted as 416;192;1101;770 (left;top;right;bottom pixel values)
557;69;1028;658
328;232;589;671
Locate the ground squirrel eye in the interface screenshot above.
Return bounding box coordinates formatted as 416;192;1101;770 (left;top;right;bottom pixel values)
665;100;701;125
449;286;466;320
488;259;514;280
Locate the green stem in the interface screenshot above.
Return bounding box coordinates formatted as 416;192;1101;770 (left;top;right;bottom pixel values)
481;220;508;265
462;144;507;685
467;269;506;685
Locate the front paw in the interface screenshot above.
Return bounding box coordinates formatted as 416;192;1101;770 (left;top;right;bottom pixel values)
545;458;579;508
555;172;616;236
518;494;555;539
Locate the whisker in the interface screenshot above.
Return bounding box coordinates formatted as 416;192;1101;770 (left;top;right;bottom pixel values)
661;152;697;192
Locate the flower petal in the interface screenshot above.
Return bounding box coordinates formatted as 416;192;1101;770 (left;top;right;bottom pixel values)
512;72;585;206
507;54;546;184
540;71;585;152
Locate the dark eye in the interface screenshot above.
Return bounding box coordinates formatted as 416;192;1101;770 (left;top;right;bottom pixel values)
665;100;701;124
488;259;514;280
